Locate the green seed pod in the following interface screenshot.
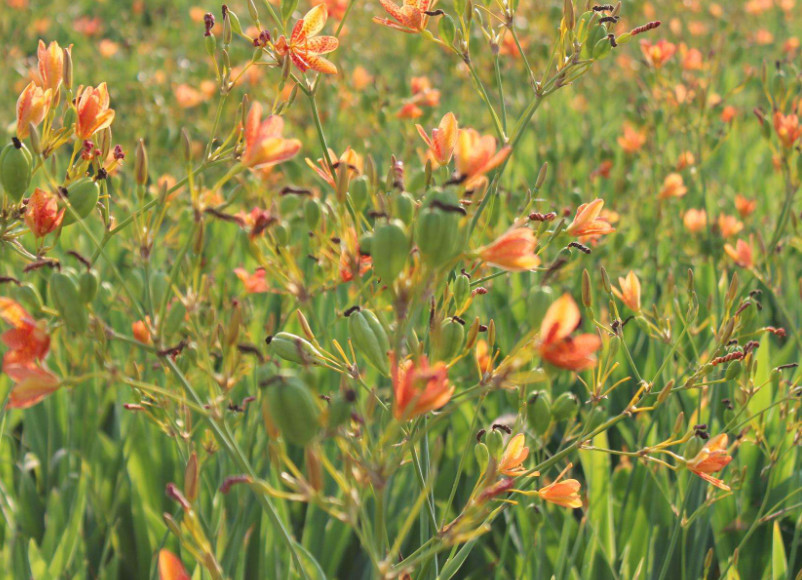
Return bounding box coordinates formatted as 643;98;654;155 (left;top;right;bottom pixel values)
432;318;464;361
551;392;579;422
683;437;703;461
265;375;321;446
592;36;613;59
60;179;100;226
327;391;354;429
485;429;504;458
348;309;390;375
0;139;32;202
527;391;551;435
358;232;373;256
304;198;321;229
205;33;216;58
724;361;742;381
273;222;289;246
267;332;324;366
371;220;409;282
415;190;463;269
228;9;243;35
474;442;489;473
453;274;470;309
14;283;43;312
350;175;370;211
394;192;415;225
50;272;88;333
78;270;99;303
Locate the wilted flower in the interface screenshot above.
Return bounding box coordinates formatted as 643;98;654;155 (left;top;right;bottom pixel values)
416;112;458;167
75;82;115;139
36;39;63;91
25;188;64;238
538;294;601;371
16;81;51;139
373;0;431;34
478;228;540;271
234;267;270;293
618;123;647;153
454;129;510;191
658;173;688;199
498;433;529;476
772;111;801;148
566;199;614;238
392;354;453;420
640;39;676;68
241;103;301;170
724;239;753;268
274;5;339;75
686;434;733;490
683;208;707;233
613;271;642;312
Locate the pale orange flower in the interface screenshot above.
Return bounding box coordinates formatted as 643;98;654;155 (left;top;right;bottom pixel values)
351;66;374;90
1;297;50;369
538;466;582;508
566;199;614;238
718;214;743;238
25;188;64;238
681;47;703;71
391;354;453;420
659;173;688;200
373;0;431;33
475;339;492;374
773;111;802;149
498;433;529;476
240;102;301;170
75;82;115;139
676;151;695;170
720;106;737;123
98;39;119;58
6;364;60;409
274;5;339;75
538;294;601;371
396;102;423;119
734;195;756;218
416;112;458;167
724;239;753;268
686;434;733;491
590;160;613;180
617;123;647;153
478;227;540;271
683;209;708;233
314;0;349;20
16;81;51;139
613;271;642;312
234;267;270;293
640;39;676;68
158;549;191;580
174;84;205;108
36;39;63;91
454;129;510;191
306;147;362;188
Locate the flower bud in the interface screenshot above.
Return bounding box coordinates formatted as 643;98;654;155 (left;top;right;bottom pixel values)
453;274;470;309
135;139;148;186
62;47;73;90
184;452;199;502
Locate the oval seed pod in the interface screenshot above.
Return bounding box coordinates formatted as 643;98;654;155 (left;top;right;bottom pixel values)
393;192;415;225
78;270;99;303
267;332;325;366
265;375;321;446
0;139;32;202
350;175;370;210
527;391;551;435
474;442;490;473
415;190;463;268
371;220;409;283
551;392;579;421
432;318;464;361
60;179;99;226
453;274;470;309
50;272;88;333
485;429;504;458
348;309;390;375
304;198;322;229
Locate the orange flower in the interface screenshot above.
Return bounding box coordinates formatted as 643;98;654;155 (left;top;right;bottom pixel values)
478;227;540;271
681;47;703;71
132;318;152;344
640;39;676;68
565;199;614;238
724;239;753;268
174;84;205;108
613;271;641;312
1;297;50;369
36;39;63;91
454;128;510;191
683;208;707;233
158;549;191;580
538;294;600;371
274;5;339;75
16;81;51;139
416;112;458;167
234;267;270;293
717;214;743;238
306;147;362;188
392;354;453;420
25;188;64;238
6;363;60;409
241;103;301;170
686;434;733;491
373;0;431;33
676;151;695;170
75;82;115;139
498;433;529;476
617;123;647;153
734;195;756;218
538;466;582;508
720;106;737;123
590;160;613;180
339;246;372;282
773;111;802;149
475;339;492;374
658;173;688;200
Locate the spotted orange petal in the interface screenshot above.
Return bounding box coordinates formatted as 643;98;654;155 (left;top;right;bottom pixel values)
304;36;339;55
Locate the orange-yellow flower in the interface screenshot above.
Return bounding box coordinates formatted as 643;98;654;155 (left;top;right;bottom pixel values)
538;294;601;371
392;354;453;420
724;239;753;268
613;271;641;312
640;39;676;68
373;0;431;33
274;5;339;75
75;82;115;139
478;227;540;271
658;173;688;200
565;199;615;238
475;339;492;374
773;111;802;148
734;195;756;218
498;433;529;476
538;467;582;508
617;123;647;153
241;102;301;170
16;82;51;139
717;214;743;238
683;208;707;233
676;151;695;170
720;106;737;123
416;112;458;167
1;297;50;369
158;549;191;580
25;188;64;238
454;128;510;191
306;147;362;188
686;434;733;491
36;39;63;91
6;363;60;410
234;267;270;293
